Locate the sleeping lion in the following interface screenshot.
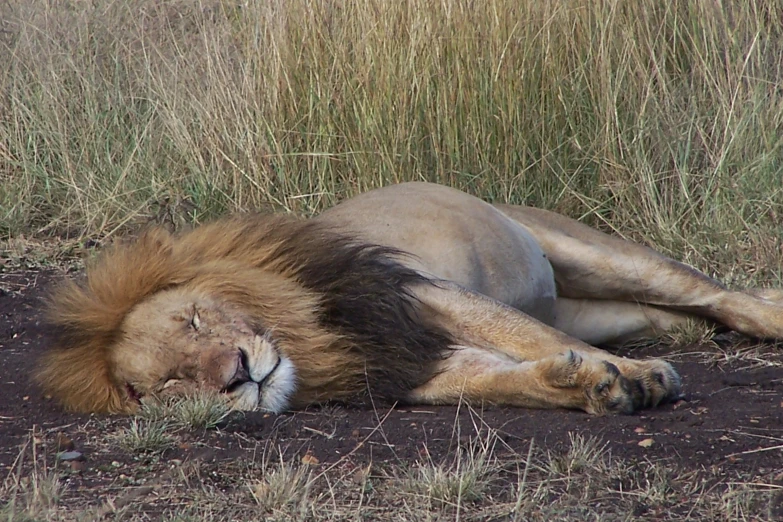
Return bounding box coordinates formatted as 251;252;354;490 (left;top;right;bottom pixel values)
38;182;783;415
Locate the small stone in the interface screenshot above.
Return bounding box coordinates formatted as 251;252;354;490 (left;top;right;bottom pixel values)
301;454;319;466
638;438;655;448
68;460;87;472
111;461;121;467
55;433;75;452
57;451;84;462
634;427;647;434
352;467;369;485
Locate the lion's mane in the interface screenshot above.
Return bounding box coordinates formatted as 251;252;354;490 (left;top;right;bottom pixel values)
38;214;453;413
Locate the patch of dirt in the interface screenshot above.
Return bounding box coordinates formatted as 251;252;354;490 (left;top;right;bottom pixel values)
2;269;783;518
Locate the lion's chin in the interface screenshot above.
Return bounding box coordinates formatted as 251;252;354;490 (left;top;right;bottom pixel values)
228;358;297;413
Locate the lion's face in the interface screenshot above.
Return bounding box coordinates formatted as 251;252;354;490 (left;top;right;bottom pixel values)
112;288;297;412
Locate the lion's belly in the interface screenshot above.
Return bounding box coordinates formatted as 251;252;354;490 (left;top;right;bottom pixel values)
404;223;557;325
315;182;558;325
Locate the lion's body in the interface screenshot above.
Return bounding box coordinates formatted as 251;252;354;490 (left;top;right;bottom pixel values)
39;182;783;415
317;183;559;324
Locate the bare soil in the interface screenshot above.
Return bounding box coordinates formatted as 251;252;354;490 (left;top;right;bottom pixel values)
2;269;783;519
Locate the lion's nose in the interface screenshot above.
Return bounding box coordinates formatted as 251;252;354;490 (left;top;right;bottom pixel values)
237;348;251;381
223;349;251;392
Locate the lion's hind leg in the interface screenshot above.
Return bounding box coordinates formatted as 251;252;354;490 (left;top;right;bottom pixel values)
408;346;681;415
414;282;682;414
496;204;783;341
747;287;783;303
552;298;694;345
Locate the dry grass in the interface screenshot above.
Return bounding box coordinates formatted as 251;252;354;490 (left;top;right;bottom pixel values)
248;460;312;517
1;0;782;289
112;393;231;455
661;318;719;350
398;425;501;507
2;421;780;521
544;432;608;478
1;432;64;522
114;418;176;454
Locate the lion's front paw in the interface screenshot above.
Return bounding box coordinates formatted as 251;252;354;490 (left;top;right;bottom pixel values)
541;351;636;415
578;357;637;415
616;359;682;410
540;351;682;415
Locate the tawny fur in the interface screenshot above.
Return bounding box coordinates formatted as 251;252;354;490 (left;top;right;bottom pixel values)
39;182;783;416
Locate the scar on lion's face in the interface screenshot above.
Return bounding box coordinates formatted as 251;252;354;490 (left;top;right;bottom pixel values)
112;288;297;412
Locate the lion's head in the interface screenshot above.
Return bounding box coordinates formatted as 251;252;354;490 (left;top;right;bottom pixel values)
110;287;296;412
37;216;333;414
37;214;450;414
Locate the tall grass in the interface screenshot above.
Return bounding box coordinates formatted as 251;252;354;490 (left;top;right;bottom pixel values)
1;0;782;281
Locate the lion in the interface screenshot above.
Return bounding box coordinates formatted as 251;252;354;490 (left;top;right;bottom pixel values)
37;182;783;416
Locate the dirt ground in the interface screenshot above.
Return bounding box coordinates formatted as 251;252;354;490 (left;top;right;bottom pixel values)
2;269;783;520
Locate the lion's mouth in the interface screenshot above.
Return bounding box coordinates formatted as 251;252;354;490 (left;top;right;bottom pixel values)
126;383;143;404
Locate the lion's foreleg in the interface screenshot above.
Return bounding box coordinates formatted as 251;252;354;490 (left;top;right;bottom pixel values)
416;281;606;360
414;282;681;412
409;346;662;414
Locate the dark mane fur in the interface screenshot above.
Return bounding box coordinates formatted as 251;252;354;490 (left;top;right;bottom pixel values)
280;224;454;401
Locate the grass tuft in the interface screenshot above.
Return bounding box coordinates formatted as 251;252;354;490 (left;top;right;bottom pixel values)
1;433;64;522
141;391;232;430
662;318;719;349
248;462;312;515
115;418;176;454
544;432;609;477
399;427;501;507
402;451;493;505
